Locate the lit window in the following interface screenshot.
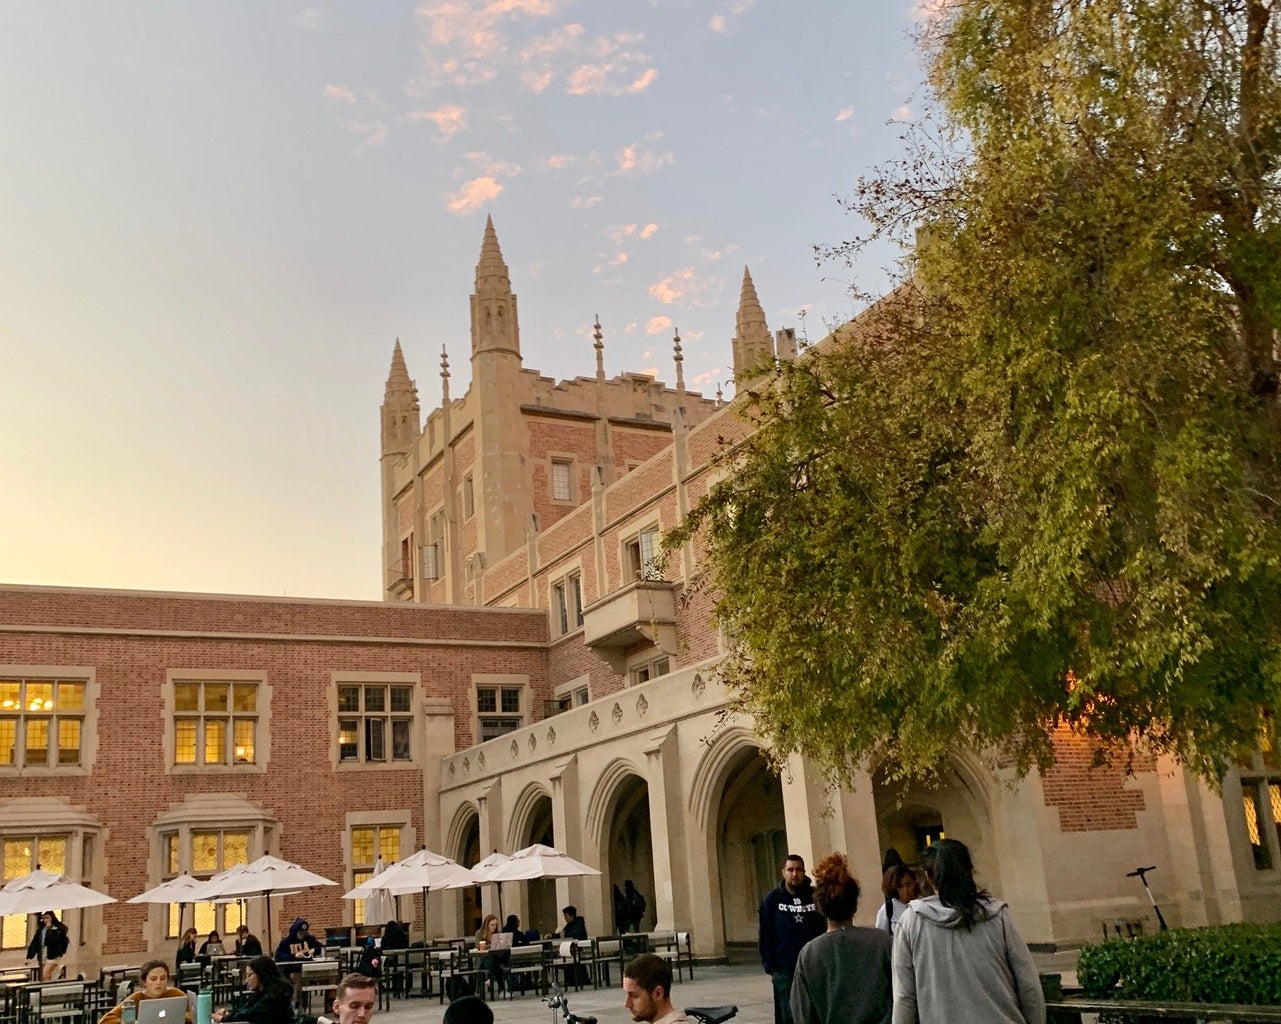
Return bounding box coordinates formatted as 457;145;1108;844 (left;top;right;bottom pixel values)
338;684;414;764
350;825;403;925
1;834;68;949
1239;714;1281;870
551;460;573;502
162;828;251;937
172;680;258;767
477;685;523;741
0;678;86;769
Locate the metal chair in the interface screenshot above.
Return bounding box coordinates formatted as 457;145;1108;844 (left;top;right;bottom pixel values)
299;960;341;1013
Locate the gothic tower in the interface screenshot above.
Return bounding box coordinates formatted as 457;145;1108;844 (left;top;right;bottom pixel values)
381;339;420;589
731;266;775;377
470;217;531;569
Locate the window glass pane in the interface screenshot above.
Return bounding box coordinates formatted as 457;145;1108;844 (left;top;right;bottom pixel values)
0;914;25;950
366;718;385;761
0;682;19;710
392;719;411;760
175;719;197;764
1271;783;1281;859
233;720;255;764
1244;786;1272;869
364;687;386;713
3;839;33;881
390;687;412;713
0;718;15;765
192;832;220;873
165;834;180;876
204;683;229;713
57;719;81;765
24;719;48;766
194;902;216;934
174;683;199;712
56;682;84;712
352;828;374;866
204;719;226;765
338;686;360;713
501;688;521;713
477;689;496;713
232;684;257;713
378;829;401;863
167;904;180;939
479;717;521;741
223;832;250;867
552;461;572;501
339;720;358;761
38;837;67;874
26;682;53;712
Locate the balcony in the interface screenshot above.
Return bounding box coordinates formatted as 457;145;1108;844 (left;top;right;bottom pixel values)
581;579;678;673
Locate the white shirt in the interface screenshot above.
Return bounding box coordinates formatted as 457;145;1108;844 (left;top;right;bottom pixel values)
874;897;909;935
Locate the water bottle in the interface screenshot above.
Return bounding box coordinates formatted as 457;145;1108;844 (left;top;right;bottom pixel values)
122;1000;137;1024
196;990;213;1024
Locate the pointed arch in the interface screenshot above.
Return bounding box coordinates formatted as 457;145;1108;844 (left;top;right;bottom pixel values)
505;781;553;851
583;757;647;849
444;801;481;864
688;724;767;834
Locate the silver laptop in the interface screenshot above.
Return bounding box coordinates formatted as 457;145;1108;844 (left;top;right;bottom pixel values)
137;996;188;1024
488;931;513;951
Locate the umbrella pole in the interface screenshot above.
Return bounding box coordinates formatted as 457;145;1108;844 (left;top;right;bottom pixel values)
421;887;427;943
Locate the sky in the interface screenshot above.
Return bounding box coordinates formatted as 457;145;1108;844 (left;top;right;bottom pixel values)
1;1;934;602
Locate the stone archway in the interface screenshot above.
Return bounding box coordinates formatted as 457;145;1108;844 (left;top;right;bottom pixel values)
604;772;654;934
508;790;556;935
872;758;996;883
712;746;786;946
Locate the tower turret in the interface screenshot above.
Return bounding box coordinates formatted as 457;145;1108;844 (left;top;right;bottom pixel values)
732;266;775;377
471;215;521;358
381;339;420;457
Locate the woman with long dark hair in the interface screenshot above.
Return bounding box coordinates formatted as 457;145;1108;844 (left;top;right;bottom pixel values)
875;865;918;936
212;956;293;1024
891;839;1044;1024
789;851;892;1024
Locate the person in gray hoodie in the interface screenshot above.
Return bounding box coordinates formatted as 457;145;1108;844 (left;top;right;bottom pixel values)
891;839;1045;1024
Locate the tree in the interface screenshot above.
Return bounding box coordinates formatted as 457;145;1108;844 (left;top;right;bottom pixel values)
670;0;1281;784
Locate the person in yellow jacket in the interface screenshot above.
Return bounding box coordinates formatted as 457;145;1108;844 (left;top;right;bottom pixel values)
100;961;192;1024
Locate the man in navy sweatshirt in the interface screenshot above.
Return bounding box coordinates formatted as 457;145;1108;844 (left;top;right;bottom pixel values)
759;854;824;1024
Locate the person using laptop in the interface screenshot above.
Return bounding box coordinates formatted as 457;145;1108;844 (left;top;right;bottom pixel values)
100;960;191;1024
211;956;292;1024
199;930;226;962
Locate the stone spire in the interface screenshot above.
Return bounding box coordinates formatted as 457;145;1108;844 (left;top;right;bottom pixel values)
732;266;774;377
471;215;521;358
440;345;451;404
381;338;420;457
673;326;685;394
593;314;606;381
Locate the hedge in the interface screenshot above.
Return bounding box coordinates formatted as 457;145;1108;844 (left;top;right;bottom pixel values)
1077;923;1281;1005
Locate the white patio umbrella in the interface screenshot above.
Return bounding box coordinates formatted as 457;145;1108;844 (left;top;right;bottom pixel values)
343;849;481;937
127;872;207;937
199;855;337;944
484;844;600;881
0;869;115;916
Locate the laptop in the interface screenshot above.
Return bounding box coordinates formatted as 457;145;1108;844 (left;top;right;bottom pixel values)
488;931;513;951
204;943;226;956
137;996;188;1024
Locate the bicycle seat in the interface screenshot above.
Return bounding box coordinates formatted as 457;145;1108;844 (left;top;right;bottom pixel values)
686;1006;738;1024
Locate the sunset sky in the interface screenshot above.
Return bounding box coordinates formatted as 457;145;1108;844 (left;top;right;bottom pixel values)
1;1;934;600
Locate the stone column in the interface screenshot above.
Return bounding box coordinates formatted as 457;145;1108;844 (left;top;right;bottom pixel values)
641;725;689;931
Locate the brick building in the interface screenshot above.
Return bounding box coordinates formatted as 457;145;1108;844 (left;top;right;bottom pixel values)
1;219;1277;974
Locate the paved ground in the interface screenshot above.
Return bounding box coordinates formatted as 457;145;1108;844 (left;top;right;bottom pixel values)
368;950;1082;1024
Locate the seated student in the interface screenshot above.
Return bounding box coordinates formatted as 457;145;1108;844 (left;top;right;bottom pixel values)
274;917;324;1004
175;929;199;975
212;957;293;1024
235;926;263;958
199;930;225;962
556;906;588;940
501;915;529;946
100;961;192;1024
380;919;408;951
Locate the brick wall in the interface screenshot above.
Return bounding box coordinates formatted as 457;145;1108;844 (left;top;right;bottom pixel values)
1040;726;1151;831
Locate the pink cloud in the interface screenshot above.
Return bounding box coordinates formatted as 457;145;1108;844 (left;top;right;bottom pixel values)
708;14;727;31
545;153;574;170
646;315;672;335
835;106;853;123
615;142;674;175
406;103;469;140
324;84;357;103
639;223;658;239
571;194;602;209
465;151;521;177
446;176;503;213
648;267;697;305
894;103;914;120
523;69;555;92
628;68;658;92
911;0;953;21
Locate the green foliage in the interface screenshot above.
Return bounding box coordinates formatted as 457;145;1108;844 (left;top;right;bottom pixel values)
1078;925;1281;1005
671;0;1281;783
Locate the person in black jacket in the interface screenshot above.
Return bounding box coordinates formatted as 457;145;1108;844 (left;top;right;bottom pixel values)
759;854;824;1024
274;917;323;1004
175;928;199;975
26;910;70;980
213;956;293;1024
234;925;263;958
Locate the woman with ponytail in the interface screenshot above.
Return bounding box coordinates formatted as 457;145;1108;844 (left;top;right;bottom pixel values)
789;852;892;1024
891;839;1044;1024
